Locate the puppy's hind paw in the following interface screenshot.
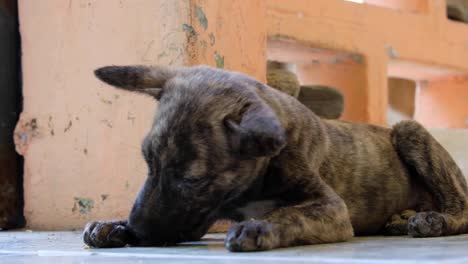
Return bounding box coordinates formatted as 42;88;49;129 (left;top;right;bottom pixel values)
408;212;446;237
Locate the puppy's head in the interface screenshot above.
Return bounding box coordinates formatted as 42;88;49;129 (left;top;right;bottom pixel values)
95;65;286;245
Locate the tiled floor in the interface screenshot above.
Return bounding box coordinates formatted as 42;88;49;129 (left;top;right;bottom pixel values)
2;231;468;263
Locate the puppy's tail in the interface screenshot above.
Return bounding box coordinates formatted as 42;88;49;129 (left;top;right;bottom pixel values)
94;65;177;98
391;120;468;212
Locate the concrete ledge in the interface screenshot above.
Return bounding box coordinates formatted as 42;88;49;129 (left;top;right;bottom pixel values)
430;129;468;178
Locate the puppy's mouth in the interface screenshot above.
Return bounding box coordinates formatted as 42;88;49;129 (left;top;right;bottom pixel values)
181;210;220;243
182;195;240;242
138;191;240;245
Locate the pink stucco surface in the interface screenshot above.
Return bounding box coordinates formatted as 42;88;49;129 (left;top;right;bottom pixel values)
16;0;265;230
16;0;190;229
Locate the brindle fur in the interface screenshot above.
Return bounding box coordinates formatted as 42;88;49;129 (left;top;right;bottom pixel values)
83;65;468;251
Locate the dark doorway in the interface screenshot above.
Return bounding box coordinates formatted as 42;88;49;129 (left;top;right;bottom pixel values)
0;0;24;229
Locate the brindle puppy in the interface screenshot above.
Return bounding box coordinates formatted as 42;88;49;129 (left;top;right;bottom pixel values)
83;65;468;251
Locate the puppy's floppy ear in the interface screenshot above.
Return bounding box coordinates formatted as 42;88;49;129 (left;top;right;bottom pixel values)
94;65;177;99
225;102;286;158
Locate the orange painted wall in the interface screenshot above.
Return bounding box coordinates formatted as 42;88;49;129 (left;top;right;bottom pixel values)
189;0;266;81
365;0;428;12
415;76;468;128
267;0;468;125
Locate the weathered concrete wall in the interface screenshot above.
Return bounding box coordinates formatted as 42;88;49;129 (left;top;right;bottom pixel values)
188;0;266;80
0;0;23;229
16;0;265;230
16;0;187;230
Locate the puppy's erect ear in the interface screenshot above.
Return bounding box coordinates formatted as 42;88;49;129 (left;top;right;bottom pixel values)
225;102;286;158
94;65;177;99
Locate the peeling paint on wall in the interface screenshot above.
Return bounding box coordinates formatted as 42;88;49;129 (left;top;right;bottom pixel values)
182;24;198;42
157;51;168;60
100;98;112;105
47;116;54;136
100;194;108;201
199;40;207;48
28;119;37;130
331;57;344;64
127;112;136;125
350;53;364;64
63;121;72;133
195;5;208;30
214;52;224;69
209;33;215;46
385;44;399;59
14;117;40;156
72;197;94;214
101;119;113;128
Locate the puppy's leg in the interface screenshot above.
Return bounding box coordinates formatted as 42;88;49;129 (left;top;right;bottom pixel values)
392;121;468;237
83;220;135;248
383;210;416;236
225;180;353;252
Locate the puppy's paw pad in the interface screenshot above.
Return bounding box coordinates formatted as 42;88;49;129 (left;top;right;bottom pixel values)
224;220;279;252
83;220;130;248
408;212;445;237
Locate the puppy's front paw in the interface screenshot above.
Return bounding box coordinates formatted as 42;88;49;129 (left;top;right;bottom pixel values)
83;220;131;248
225;220;280;252
408;212;446;237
